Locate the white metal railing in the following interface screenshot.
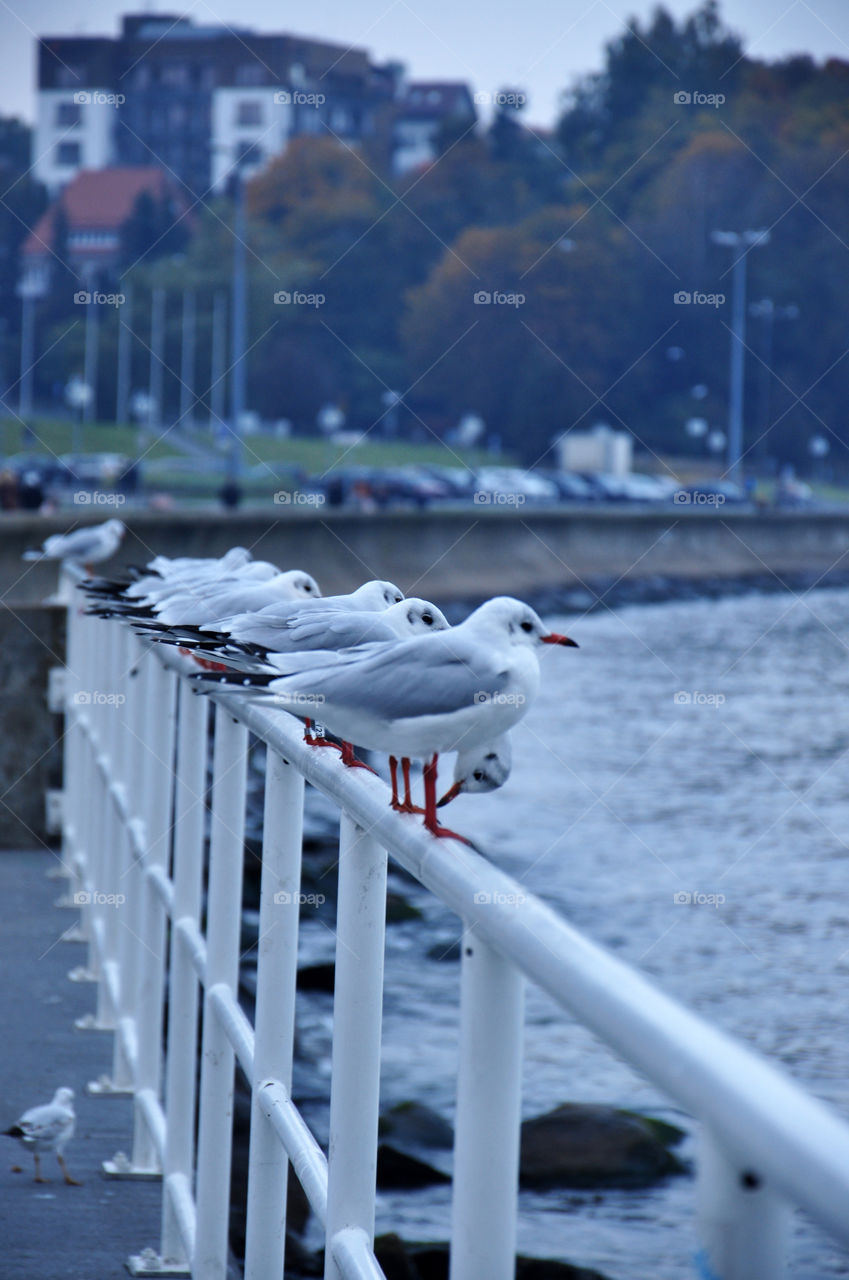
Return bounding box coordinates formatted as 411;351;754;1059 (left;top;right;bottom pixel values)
55;566;849;1280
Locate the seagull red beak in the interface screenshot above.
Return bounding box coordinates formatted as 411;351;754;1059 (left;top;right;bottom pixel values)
437;781;464;807
542;632;579;647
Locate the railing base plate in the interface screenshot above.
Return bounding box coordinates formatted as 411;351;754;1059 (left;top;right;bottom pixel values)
61;926;88;943
127;1247;190;1276
103;1155;162;1180
74;1013;111;1031
68;965;99;983
88;1075;133;1097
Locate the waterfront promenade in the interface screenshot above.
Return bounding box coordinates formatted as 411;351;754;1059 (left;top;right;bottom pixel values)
0;849;161;1280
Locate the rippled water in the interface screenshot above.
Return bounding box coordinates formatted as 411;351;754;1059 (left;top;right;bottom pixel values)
296;587;849;1278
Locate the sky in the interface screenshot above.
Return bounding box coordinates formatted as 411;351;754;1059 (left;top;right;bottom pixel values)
1;0;848;128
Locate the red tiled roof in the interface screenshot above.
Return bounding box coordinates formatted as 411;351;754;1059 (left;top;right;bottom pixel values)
22;167;175;256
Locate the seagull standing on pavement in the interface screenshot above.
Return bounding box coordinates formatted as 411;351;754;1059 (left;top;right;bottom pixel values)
3;1086;79;1185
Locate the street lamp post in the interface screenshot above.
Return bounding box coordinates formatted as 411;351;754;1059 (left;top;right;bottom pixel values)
226;167;247;501
711;229;770;485
749;298;799;461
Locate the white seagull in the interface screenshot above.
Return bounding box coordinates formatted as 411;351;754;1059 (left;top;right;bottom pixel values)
130;569;322;624
437;732;513;807
202;579;405;641
195;597;577;838
23;519;125;571
158;597;448;665
3;1086;79;1184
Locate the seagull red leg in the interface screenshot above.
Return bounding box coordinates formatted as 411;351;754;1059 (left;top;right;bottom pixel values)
389;756;424;814
339;740;377;772
423;755;470;842
302;717;343;753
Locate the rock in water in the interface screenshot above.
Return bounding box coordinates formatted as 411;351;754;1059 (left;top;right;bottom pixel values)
520;1103;686;1189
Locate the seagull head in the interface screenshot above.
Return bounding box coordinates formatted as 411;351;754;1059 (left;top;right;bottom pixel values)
438;734;513;805
280;570;322;599
352;580;406;611
53;1087;75;1108
464;597;578;649
221;547;252;570
384;598;450;636
104;519;125;536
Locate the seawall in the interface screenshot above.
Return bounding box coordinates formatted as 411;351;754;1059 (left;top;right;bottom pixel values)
3;506;849;605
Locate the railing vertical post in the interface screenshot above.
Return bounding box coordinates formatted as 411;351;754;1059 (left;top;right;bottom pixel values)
323;814;387;1280
696;1130;788;1279
160;683;209;1265
131;658;178;1172
450;928;525;1280
113;635;151;1088
244;750;305;1280
194;708;248;1280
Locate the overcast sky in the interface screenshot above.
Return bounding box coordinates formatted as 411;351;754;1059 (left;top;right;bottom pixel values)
2;0;848;126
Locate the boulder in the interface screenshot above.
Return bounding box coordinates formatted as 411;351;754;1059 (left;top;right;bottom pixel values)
520;1103;686;1189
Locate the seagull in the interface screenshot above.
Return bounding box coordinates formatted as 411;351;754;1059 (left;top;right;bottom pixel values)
193;597;577;838
201;579;405;641
150;597;448;665
3;1087;79;1185
23;519;125;572
437;733;513;807
97;569;322;624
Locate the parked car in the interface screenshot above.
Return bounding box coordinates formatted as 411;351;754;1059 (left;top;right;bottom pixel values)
537;470;599;502
474;467;560;503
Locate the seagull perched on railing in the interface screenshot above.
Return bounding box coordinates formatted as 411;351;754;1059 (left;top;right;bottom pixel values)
23;519;125;573
3;1086;79;1185
437;733;513;807
148;597;445;662
191;597;577;839
88;569;322;624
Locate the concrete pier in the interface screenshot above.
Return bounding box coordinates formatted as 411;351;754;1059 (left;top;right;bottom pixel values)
0;850;161;1278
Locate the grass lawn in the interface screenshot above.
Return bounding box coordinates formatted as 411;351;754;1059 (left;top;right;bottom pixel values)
1;418;497;478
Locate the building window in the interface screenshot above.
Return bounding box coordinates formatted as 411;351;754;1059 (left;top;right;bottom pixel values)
55;101;81;128
56;141;81;166
234;141;262;167
160;63;190;87
56;66;83;87
235;63;265;86
236;100;262;127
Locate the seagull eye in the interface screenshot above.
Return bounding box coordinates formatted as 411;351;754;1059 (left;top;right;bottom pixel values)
520;620;534;633
473;770;484;781
422;613;433;625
